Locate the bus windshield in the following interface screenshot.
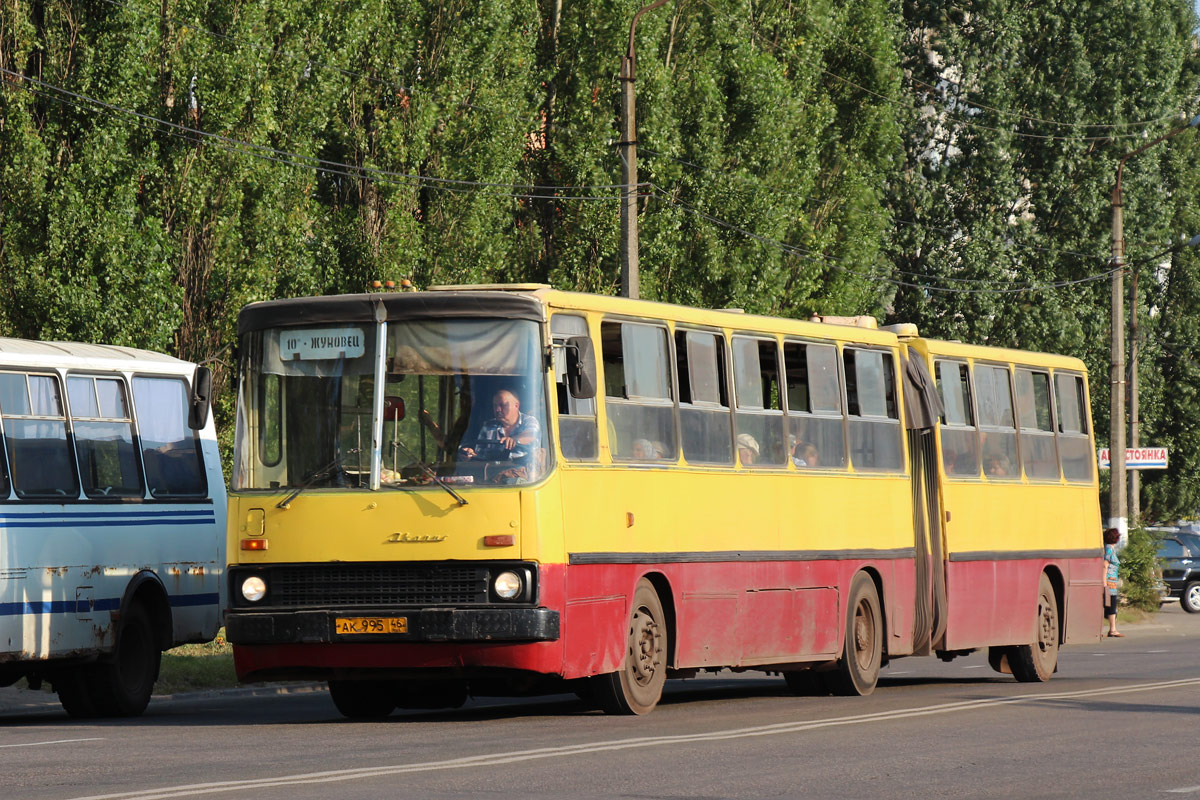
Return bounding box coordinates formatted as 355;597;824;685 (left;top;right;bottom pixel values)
235;317;549;491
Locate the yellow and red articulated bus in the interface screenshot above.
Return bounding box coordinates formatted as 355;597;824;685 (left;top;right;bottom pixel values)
224;286;1103;718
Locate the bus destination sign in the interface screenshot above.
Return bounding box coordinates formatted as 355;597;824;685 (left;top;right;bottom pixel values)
280;328;366;360
1097;447;1168;470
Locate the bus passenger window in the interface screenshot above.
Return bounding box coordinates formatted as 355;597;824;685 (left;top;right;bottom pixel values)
552;314;598;461
602;321;676;461
843;349;903;471
1055;373;1093;483
732;336;785;466
132;377;207;498
68;376;143;498
676;330;732;464
974;365;1019;480
0;372;80;499
783;341;845;469
935;361;980;477
1016;369;1060;480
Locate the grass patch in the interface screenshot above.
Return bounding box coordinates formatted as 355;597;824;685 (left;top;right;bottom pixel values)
155;629;239;694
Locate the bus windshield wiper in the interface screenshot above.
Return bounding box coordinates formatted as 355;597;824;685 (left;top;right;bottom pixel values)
277;455;345;509
389;438;468;507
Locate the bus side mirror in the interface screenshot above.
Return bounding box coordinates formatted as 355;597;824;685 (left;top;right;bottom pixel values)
188;366;213;430
565;335;597;400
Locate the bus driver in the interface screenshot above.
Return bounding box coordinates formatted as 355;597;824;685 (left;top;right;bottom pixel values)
459;389;541;466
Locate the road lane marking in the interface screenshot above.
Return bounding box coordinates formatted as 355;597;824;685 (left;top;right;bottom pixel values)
0;737;104;749
1165;786;1200;794
66;677;1200;800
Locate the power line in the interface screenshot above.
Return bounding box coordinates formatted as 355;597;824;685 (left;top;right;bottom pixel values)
649;183;1120;295
1;67;646;202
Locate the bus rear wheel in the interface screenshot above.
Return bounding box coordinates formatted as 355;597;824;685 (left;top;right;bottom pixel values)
825;573;882;696
594;579;667;715
55;670;100;718
87;603;160;717
328;680;397;719
1010;573;1059;682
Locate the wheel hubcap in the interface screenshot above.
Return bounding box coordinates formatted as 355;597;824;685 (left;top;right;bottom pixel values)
853;601;876;669
1188;587;1200;608
1037;594;1057;653
630;608;661;686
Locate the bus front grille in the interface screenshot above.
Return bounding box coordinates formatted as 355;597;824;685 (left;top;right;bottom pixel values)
269;565;491;607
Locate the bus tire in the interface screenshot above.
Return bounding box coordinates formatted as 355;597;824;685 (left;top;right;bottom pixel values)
87;603;160;717
1181;581;1200;613
1010;573;1059;682
826;572;882;696
594;579;667;715
55;670;100;718
328;680;396;719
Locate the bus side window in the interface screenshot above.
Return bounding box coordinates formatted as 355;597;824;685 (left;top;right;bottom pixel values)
783;340;846;469
732;336;785;467
843;349;903;471
132;377;208;498
1055;373;1093;483
68;376;144;498
974;364;1019;480
551;314;598;461
1015;368;1060;481
601;321;676;461
676;329;732;465
0;372;80;499
935;360;980;477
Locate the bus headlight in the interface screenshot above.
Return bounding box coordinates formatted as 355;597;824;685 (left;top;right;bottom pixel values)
241;575;267;603
493;571;522;600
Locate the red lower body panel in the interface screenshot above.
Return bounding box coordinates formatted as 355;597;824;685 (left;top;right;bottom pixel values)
942;556;1103;650
233;558;918;682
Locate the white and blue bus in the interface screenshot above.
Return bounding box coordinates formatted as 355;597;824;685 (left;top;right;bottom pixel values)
0;339;225;717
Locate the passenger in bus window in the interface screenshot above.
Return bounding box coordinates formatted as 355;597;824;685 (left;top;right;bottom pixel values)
736;433;759;466
459;389;541;463
632;438;656;460
793;441;819;468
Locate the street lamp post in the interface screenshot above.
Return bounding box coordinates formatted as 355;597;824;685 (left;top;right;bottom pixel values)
618;0;670;300
1110;113;1200;538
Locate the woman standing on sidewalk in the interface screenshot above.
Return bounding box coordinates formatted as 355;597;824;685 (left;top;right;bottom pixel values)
1104;527;1123;637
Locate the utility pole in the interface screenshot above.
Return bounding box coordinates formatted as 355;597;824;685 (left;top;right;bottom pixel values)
1130;269;1140;525
618;0;670;300
1109;113;1200;541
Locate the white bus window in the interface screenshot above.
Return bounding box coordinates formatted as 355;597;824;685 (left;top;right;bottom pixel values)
936;360;980;478
602;321;676;462
0;372;79;499
552;314;598;461
974;365;1019;481
676;329;732;464
732;336;785;467
68;376;142;498
1055;373;1093;483
844;349;903;471
783;341;846;469
1016;368;1060;481
132;377;207;497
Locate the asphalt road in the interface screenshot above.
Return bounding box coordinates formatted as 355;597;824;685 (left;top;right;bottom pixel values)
4;604;1200;800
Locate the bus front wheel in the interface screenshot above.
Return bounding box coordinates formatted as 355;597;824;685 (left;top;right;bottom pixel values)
328;680;396;719
1010;573;1059;682
594;579;667;715
826;572;882;696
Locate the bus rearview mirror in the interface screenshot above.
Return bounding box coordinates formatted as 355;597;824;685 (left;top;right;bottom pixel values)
565;336;597;400
188;366;212;430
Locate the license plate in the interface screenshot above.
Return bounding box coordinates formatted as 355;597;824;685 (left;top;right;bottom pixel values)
335;616;408;635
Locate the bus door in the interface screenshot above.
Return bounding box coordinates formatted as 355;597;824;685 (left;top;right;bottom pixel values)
901;349;945;656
